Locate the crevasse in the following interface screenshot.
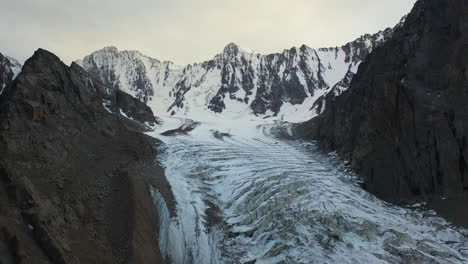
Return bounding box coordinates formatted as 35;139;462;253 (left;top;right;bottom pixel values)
149;118;468;264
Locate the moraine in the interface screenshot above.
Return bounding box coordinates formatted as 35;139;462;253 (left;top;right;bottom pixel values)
148;117;468;264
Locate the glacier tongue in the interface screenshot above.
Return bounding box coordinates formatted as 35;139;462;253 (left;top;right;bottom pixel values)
148;118;468;264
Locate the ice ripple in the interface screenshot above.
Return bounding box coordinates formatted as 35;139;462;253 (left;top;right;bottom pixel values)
154;121;468;264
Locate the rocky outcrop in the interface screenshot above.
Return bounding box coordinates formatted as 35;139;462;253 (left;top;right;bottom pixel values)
0;49;173;263
295;0;468;205
70;62;158;126
113;90;159;125
77;28;394;120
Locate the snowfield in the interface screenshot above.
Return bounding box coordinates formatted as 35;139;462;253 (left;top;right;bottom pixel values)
147;117;468;264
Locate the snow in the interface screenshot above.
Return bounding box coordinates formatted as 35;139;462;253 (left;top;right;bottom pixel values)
320;100;326;114
187;44;351;122
75;59;83;67
101;100;113;113
316;48;350;88
6;56;22;68
0;60;22;96
77;30;390;123
164;45;349;123
11;67;21;79
148;118;468;264
277;97;318;122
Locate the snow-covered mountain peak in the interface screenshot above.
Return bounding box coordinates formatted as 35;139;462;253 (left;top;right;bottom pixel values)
83;46;179;67
102;45;119;52
223;42;240;55
77;23;399;122
216;42;258;62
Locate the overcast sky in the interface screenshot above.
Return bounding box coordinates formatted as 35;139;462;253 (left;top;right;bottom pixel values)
2;0;416;65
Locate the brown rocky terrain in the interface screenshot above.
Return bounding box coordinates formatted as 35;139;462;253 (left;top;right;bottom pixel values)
0;49;174;263
295;0;468;226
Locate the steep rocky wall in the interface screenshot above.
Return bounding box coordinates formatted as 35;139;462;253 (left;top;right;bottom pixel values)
0;49;173;263
70;62;158;126
295;0;468;203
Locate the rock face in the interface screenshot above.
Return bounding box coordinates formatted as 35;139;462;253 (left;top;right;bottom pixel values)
76;47;181;115
295;0;468;203
77;28;394;121
70;62;158;125
0;49;172;263
0;53;21;95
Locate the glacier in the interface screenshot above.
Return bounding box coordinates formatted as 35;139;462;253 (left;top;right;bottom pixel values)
147;118;468;264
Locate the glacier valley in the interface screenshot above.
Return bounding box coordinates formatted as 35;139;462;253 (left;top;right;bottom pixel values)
148;118;468;264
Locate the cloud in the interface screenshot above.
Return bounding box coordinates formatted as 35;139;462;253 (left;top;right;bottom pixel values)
1;0;416;65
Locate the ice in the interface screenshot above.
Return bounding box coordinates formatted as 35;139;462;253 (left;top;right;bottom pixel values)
147;118;468;264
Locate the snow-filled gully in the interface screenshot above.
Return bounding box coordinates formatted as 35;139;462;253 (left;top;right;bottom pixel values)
148;118;468;264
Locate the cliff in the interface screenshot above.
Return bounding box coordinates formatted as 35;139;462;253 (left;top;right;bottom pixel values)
0;49;173;263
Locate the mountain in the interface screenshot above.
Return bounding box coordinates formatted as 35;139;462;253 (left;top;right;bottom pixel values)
0;49;172;263
76;47;181;117
0;53;22;95
77;27;395;121
295;0;468;210
70;61;158;125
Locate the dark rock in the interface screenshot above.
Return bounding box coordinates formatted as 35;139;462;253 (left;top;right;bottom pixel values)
160;120;200;136
70;62;158;126
0;49;173;263
295;0;468;205
114;90;158;125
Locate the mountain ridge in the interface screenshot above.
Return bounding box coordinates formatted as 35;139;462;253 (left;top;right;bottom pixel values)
0;48;172;263
76;25;398;122
294;0;468;225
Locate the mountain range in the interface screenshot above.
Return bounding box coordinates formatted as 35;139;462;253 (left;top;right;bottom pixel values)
1;0;467;262
75;24;400;122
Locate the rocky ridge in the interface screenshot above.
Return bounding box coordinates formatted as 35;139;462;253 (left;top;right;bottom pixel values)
77;27;396;121
295;0;468;224
0;49;173;263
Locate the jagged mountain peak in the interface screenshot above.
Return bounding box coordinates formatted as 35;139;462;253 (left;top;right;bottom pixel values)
223;42;240;54
77;21;401;121
84;46;121;59
83;46;179;67
5;55;22;68
299;44;313;52
27;48;62;65
281;45;314;56
218;42;257;60
100;45;119;52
